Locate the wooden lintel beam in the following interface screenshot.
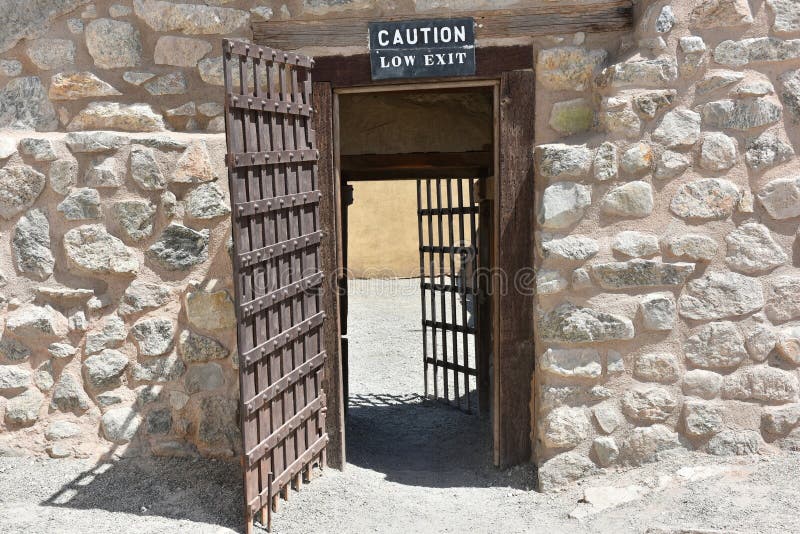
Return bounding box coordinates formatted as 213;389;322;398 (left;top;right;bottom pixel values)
341;151;492;180
253;1;633;51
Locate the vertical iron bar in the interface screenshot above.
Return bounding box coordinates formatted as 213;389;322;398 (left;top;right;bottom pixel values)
446;179;460;409
456;179;470;412
467;178;478;414
426;179;438;400
436;178;449;404
417;179;429;399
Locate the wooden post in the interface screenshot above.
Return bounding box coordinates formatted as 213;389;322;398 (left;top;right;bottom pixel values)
494;70;536;468
314;81;346;469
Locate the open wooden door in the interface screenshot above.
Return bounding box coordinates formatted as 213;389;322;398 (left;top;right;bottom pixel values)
223;39;329;533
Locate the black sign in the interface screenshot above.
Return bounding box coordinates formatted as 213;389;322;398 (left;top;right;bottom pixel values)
368;18;476;80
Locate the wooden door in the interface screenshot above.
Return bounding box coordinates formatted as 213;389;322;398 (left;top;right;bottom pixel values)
223;39;328;532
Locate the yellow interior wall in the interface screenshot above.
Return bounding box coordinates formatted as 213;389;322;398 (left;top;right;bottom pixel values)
348;180;420;279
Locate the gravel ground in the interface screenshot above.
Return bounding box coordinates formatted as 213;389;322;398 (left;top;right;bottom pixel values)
1;278;799;534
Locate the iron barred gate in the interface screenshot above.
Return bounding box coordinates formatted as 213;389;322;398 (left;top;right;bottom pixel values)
223;38;328;533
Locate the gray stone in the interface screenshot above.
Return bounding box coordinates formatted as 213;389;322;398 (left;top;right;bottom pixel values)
706;430;761;456
122;71;154;86
32;363;52;395
154;36;212;67
741;317;777;362
136;385;164;406
50;373;90;412
64;224;139;276
538;452;597;491
19;138;57;161
593;403;621;434
607;351;625;375
147;223;210;271
109;3;132;17
655;5;675;33
540;234;599;261
776;325;800;365
198;56;224;86
147;409;172;435
634;353;680;384
48;157;79;195
85;157;122;188
757;175;800;220
599;96;641;138
130;145;166;191
0;1;91;52
622;424;681;466
69;311;88;333
49;71;122;101
178;330;229;363
46;421;80;440
0;165;46;220
622;386;677;423
699;132;738;171
537;270;566;295
133;0;249;34
591;260;694;289
119;281;171;317
172;141;215;183
0;338;31;362
714;37;800;67
67;18;84;34
696;70;746;95
745;131;794;171
782;68;800;123
665;234;718;261
725;222;787;275
540;348;602;379
197;396;240;451
601;181;653;218
165;101;196;118
537;47;607;91
184;183;231;220
683;401;724;438
700;97;782;130
111;200;156;242
0;59;22;77
131;317;175;357
548;98;593;136
0;365;30;392
37;287;93;307
0;138;16;159
766;276;800;322
132;353;186;383
612;231;659;258
184;290;237;331
67;102;165;132
639;293;677;331
5;389;43;426
539;303;634;344
762;404;800;435
535;144;592;180
144;72;188;96
767;0;800;35
65;131;129;153
169;390;190;411
0;77;57;131
592;142;617;182
602;56;678;88
206;116;225;133
733;78;775;97
685;321;747;370
670;179;739;220
85;315;127;354
593;436;619;467
12;209;54;280
683;369;723;399
722;366;799;403
137;136;187;151
83;349;128;389
185;362;225;394
6;304;68;341
691;0;753;27
198;102;224;117
101;407;142;443
539;182;592;229
540;406;590;450
652;108;701;148
680;36;707;55
654;150;691;180
48;343;78;359
85;18;141;69
96;392;122;407
57;188;102;220
632;90;677;119
619;143;652;177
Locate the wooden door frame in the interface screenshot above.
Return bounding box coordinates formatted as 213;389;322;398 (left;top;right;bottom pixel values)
313;58;534;471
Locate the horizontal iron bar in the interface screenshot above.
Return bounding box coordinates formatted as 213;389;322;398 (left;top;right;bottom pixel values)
420;245;475;254
240;272;324;319
418;206;479;216
244;351;326;416
228;148;318;168
238;230;322;268
267;434;328;506
421;281;464;294
246;396;326;467
242;311;325;366
424;357;478;376
423;319;475;335
224;38;314;68
235;190;322;218
226;93;312;116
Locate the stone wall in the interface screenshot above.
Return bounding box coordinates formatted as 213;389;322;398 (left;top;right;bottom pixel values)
533;0;800;490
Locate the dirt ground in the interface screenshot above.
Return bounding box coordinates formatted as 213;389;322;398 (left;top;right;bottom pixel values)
1;278;799;534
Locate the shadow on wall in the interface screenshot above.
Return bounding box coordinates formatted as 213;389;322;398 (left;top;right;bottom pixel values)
345;392;535;490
